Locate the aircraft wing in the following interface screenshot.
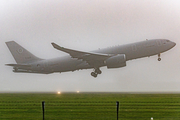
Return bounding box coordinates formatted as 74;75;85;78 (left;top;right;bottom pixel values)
51;43;112;66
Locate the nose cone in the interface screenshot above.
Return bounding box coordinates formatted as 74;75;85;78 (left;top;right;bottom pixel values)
168;40;176;49
155;39;176;53
164;39;176;48
171;41;176;48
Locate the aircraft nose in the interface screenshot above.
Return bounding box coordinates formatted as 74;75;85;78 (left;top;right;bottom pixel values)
164;39;176;50
171;41;176;48
165;39;176;48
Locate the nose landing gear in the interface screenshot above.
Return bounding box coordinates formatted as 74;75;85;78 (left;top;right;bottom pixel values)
91;68;102;78
158;53;161;61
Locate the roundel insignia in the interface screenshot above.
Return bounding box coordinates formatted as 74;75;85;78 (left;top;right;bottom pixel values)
18;48;23;53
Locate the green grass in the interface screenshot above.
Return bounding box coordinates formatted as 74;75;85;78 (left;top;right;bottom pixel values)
0;93;180;120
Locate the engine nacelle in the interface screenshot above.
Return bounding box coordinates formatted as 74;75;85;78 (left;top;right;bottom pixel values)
105;54;126;68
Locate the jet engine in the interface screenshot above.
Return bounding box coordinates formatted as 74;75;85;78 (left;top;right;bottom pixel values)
105;54;126;68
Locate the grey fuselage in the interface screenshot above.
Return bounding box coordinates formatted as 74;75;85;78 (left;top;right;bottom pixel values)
25;39;175;74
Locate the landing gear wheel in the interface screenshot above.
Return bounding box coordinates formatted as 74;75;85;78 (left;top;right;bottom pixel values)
91;68;102;77
91;72;97;78
158;58;161;61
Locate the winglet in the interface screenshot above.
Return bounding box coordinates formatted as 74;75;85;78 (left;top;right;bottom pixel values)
51;42;70;54
51;42;62;50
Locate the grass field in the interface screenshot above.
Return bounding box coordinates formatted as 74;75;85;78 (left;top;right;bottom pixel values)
0;93;180;120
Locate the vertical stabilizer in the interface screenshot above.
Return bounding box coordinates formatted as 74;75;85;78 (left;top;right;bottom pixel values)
6;41;43;64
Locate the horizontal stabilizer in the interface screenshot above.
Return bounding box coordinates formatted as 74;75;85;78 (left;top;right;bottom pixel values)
13;70;52;74
5;64;31;68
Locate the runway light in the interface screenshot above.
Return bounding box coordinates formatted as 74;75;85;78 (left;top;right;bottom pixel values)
77;91;80;93
57;91;61;94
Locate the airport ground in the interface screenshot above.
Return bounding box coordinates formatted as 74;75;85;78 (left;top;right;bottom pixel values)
0;92;180;120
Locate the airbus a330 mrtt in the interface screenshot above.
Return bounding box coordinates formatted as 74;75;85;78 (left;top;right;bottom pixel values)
6;39;176;77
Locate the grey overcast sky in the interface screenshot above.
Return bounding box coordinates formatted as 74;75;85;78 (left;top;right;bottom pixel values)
0;0;180;92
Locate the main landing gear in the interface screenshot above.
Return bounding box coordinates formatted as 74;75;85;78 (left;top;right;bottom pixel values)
91;68;102;78
158;53;161;61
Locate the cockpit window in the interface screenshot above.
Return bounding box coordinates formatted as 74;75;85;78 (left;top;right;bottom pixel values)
166;40;170;42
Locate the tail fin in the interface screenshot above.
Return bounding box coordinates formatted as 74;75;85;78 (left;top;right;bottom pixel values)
6;41;43;64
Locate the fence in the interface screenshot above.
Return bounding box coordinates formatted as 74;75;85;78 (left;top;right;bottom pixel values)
1;100;180;120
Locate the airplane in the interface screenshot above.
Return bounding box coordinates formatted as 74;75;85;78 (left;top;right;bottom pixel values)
5;39;176;78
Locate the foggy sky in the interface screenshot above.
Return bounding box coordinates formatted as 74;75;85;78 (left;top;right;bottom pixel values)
0;0;180;92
